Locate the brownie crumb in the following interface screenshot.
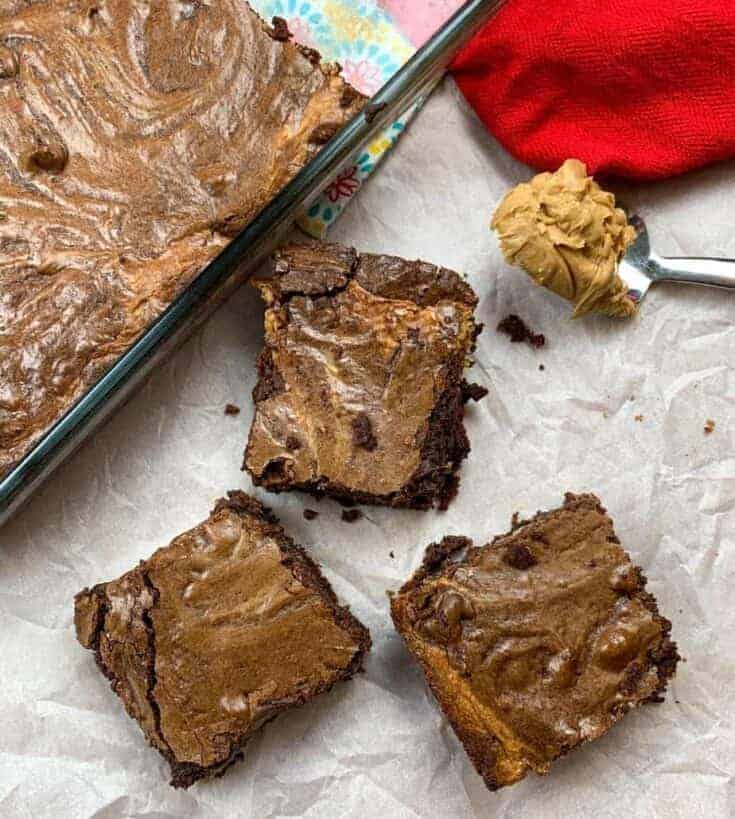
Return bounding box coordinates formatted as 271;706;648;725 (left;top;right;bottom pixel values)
503;543;537;570
309;123;339;145
389;551;395;559
341;508;363;523
303;508;319;521
704;419;716;435
635;414;644;422
351;413;378;451
497;314;545;349
340;86;360;108
298;44;322;65
269;16;291;41
363;100;387;124
461;380;489;403
224;403;240;416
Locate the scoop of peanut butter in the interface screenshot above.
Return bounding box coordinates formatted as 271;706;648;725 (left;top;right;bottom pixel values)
491;159;637;318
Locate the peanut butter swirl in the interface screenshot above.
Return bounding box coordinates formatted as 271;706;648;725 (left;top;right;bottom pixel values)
492;159;637;318
0;0;363;477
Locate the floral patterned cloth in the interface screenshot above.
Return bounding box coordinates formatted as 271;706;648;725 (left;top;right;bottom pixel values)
379;0;462;47
250;0;415;236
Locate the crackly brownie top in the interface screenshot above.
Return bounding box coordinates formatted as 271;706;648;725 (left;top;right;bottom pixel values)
74;492;369;777
0;0;363;478
391;493;678;788
245;242;479;497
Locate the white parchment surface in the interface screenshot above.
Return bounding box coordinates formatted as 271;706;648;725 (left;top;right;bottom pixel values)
1;80;734;818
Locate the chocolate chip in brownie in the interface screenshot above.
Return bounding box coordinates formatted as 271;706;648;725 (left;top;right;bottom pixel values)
503;543;537;570
351;413;378;451
269;16;291;41
285;435;301;452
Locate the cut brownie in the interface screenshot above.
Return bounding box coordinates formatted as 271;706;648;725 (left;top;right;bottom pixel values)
244;242;484;509
74;491;370;788
390;493;679;790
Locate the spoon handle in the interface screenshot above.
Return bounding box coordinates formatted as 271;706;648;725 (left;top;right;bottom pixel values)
654;254;735;289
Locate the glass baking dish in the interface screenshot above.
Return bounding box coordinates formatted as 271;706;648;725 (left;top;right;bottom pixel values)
0;0;507;527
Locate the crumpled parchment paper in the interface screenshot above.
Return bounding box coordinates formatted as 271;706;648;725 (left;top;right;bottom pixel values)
1;80;733;818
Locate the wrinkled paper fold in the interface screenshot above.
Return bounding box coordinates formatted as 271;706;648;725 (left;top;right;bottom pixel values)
1;80;733;818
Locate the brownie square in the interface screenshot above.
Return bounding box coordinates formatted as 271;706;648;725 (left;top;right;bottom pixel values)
243;241;485;509
390;493;679;790
74;491;370;788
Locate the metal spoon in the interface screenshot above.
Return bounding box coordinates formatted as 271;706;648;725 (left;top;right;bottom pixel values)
621;214;735;304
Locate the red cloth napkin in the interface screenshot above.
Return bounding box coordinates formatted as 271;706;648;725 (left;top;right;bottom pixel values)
451;0;735;181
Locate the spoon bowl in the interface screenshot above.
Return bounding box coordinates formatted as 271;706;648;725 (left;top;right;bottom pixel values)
620;214;735;303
